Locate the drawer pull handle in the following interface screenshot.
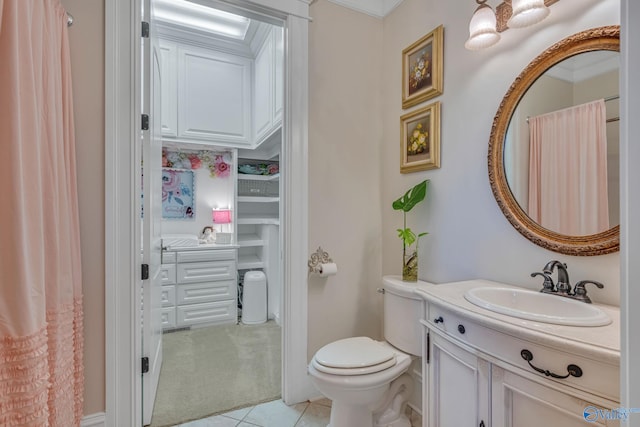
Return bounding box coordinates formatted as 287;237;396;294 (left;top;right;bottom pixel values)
458;324;466;334
434;316;444;324
520;349;583;379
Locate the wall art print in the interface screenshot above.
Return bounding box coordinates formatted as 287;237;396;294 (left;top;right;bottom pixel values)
162;168;195;219
400;101;441;173
402;25;444;109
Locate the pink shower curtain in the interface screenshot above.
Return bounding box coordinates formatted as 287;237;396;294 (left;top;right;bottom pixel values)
528;99;609;235
0;1;84;425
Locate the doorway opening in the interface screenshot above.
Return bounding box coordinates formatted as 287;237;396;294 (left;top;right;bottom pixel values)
142;1;286;425
105;0;312;424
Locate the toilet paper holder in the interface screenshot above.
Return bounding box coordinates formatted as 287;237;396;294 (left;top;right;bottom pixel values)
308;246;333;274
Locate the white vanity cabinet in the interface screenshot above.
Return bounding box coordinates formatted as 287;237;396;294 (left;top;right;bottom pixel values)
418;280;621;427
161;248;238;330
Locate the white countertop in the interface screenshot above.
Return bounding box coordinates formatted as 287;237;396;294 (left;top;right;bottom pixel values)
165;243;239;251
415;279;620;365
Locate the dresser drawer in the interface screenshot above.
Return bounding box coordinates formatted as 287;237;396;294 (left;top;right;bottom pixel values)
161;285;176;307
162;251;177;264
176;300;237;326
425;304;620;402
161;264;177;285
177;280;236;305
161;307;176;329
177;260;236;283
177;249;236;263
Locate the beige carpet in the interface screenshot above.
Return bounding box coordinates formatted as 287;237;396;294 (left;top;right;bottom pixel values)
150;322;281;427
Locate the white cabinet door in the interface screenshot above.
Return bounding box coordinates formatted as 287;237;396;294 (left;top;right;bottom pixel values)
491;366;619;427
254;33;274;142
159;40;178;137
428;330;491;427
273;27;284;124
253;27;283;146
178;45;251;145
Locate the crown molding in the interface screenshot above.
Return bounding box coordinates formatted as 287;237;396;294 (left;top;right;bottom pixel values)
326;0;404;19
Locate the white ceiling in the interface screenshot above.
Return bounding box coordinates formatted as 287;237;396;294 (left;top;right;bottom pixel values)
545;51;619;83
326;0;405;19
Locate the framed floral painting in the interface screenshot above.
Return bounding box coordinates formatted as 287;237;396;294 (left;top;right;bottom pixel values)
162;169;195;219
402;25;444;109
400;101;440;173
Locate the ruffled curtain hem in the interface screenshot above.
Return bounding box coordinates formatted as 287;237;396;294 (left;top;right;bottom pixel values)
0;298;84;427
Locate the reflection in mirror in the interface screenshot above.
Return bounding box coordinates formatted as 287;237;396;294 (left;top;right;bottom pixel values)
488;26;620;256
503;51;620;236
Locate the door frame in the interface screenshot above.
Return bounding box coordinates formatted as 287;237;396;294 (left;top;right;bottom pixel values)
104;1;315;425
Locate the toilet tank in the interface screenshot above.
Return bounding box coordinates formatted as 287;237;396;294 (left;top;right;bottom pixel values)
383;275;424;356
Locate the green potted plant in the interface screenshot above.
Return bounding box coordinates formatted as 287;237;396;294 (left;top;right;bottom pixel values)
392;180;429;282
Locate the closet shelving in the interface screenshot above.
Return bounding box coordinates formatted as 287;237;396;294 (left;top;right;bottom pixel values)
236;164;280;271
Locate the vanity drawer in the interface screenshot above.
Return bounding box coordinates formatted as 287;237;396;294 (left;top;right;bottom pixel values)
177;260;236;283
176;300;236;326
162;251;177;264
161;285;176;307
425;304;620;402
177;280;236;305
177;249;235;263
161;264;177;285
161;307;176;329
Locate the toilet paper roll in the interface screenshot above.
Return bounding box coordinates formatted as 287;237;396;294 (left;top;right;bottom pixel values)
317;262;338;277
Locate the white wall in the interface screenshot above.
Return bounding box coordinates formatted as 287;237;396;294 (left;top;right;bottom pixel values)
308;1;385;357
381;0;621;306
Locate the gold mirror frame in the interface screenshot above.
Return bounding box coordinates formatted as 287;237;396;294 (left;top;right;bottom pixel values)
488;26;620;256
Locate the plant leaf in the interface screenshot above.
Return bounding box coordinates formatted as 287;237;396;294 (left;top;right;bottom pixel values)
397;228;416;247
392;180;429;212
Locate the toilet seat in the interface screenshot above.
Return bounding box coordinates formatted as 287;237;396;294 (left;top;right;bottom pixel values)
312;337;397;376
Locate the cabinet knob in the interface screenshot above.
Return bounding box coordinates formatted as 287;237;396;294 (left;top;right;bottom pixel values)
434;316;444;324
480;421;485;427
458;324;466;334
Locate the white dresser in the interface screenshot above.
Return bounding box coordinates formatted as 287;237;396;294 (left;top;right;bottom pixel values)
161;247;238;330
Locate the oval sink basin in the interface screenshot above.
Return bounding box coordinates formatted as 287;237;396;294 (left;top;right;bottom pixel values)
464;287;611;326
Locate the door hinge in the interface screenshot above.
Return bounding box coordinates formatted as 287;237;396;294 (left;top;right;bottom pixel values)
426;332;430;364
142;356;149;374
141;114;149;131
141;263;149;280
141;21;150;38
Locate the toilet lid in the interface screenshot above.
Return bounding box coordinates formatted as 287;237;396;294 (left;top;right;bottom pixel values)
314;337;396;374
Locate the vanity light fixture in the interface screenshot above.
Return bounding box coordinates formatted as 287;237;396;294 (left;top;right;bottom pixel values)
507;0;550;28
465;0;501;51
466;0;558;51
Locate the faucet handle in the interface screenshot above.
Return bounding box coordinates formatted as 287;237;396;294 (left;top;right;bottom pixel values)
531;271;555;293
572;280;604;304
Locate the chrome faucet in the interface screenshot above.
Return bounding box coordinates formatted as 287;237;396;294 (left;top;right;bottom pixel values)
530;260;604;303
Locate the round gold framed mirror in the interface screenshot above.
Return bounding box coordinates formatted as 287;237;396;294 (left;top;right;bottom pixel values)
488;26;620;256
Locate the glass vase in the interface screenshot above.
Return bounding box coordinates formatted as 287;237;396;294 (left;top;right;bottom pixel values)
402;249;418;282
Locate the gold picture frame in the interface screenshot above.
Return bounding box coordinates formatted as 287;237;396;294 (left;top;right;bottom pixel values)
400;101;440;173
402;25;444;109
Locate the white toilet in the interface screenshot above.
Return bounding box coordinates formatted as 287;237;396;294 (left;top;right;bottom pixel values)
308;276;423;427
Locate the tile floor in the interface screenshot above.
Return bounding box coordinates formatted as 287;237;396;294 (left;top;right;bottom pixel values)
176;398;422;427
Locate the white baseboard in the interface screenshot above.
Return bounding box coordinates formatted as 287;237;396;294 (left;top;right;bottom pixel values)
81;412;106;427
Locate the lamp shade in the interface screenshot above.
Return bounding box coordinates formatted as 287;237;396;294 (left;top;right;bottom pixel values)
507;0;550;28
212;209;232;224
465;2;500;51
